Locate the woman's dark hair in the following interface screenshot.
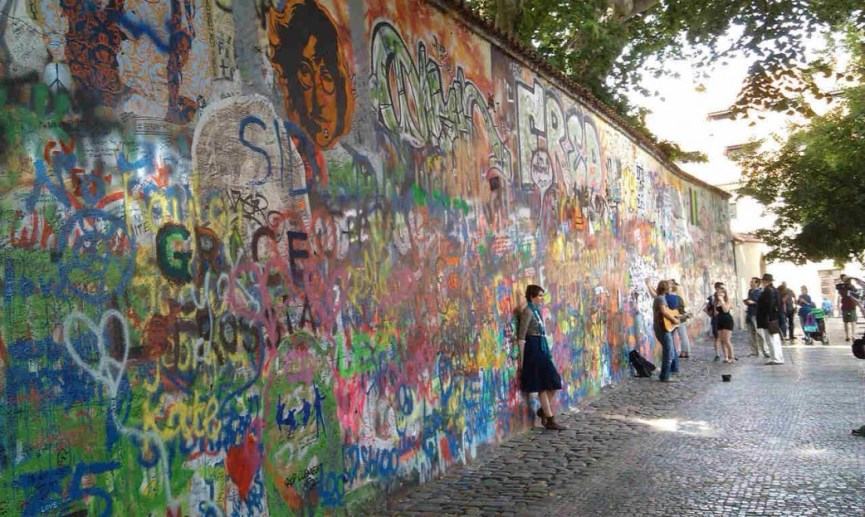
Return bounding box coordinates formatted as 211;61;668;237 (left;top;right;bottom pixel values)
269;0;348;139
656;280;669;295
525;284;544;301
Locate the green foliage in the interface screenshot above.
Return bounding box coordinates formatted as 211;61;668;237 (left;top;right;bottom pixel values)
465;0;865;123
740;79;865;264
655;140;708;163
467;1;865;262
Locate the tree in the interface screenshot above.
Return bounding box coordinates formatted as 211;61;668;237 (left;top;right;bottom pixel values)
465;0;865;124
739;33;865;264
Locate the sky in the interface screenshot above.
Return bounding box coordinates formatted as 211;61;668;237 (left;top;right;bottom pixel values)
625;35;864;296
627;30;850;189
627;51;781;187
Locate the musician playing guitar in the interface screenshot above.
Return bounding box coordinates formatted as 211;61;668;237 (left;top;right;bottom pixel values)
664;307;681;332
650;279;681;382
645;278;683;332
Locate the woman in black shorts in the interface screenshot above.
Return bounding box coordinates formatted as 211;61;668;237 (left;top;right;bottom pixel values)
714;287;735;362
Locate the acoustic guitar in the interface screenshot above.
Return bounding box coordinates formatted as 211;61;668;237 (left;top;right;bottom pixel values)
663;308;681;333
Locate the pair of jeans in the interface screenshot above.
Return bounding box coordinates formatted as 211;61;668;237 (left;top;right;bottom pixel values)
656;330;679;380
747;315;766;356
674;324;691;355
785;312;795;339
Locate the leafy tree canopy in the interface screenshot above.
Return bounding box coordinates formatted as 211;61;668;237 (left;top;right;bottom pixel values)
739;32;865;265
465;0;865;127
466;1;865;261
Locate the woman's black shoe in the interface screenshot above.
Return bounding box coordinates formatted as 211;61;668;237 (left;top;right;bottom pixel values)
536;408;547;425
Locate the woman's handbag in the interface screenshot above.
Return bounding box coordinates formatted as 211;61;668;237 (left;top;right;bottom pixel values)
767;319;781;335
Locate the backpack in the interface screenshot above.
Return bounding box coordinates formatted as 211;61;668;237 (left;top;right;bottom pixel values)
852;337;865;360
703;296;714;317
628;349;656;377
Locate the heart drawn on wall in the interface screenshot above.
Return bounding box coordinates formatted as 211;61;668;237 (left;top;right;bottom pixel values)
226;432;263;500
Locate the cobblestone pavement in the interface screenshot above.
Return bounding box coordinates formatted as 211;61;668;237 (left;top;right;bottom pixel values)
386;318;865;516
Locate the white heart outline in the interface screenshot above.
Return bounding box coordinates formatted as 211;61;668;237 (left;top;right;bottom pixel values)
63;309;130;398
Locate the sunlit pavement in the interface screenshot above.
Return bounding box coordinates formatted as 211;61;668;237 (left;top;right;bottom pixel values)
388;317;865;516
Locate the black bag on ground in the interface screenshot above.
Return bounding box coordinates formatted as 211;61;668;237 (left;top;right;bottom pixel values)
852;337;865;359
629;349;656;377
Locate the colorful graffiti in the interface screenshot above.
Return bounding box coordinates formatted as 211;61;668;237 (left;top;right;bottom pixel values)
0;0;733;514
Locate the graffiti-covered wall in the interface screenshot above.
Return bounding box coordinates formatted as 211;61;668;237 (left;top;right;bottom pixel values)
0;0;733;514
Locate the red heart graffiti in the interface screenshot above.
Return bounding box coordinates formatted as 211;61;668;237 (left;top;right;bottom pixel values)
226;433;262;500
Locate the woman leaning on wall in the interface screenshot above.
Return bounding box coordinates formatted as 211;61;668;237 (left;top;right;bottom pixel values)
516;284;566;430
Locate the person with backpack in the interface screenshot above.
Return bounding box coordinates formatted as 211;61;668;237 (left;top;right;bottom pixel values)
836;274;862;341
704;282;725;361
515;284;566;430
712;285;735;363
779;282;797;341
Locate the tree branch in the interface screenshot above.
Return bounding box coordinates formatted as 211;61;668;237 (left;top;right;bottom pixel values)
607;0;660;22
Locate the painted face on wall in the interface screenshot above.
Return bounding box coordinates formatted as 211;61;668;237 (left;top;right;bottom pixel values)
268;0;354;149
298;35;338;143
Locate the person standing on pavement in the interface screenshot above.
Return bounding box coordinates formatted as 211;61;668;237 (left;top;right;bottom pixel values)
645;278;691;359
713;286;735;363
516;284;566;430
653;280;681;383
756;273;785;365
836;274;861;341
780;282;797;341
704;282;724;361
744;277;767;358
796;286;814;332
777;282;789;340
670;280;692;359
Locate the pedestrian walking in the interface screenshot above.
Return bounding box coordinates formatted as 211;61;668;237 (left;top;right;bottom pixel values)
780;282;796;341
836;274;862;341
653;280;681;383
777;282;788;340
796;285;814;332
516;284;566;430
712;285;735;363
756;273;785;365
743;277;767;358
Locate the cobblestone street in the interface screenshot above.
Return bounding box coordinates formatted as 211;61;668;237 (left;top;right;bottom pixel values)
388;318;865;516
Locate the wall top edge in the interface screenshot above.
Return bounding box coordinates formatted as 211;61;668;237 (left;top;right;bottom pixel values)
429;0;730;199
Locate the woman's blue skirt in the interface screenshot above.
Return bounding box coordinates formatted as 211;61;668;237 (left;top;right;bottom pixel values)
520;335;563;393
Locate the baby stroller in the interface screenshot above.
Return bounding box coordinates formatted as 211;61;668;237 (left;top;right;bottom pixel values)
802;305;829;345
